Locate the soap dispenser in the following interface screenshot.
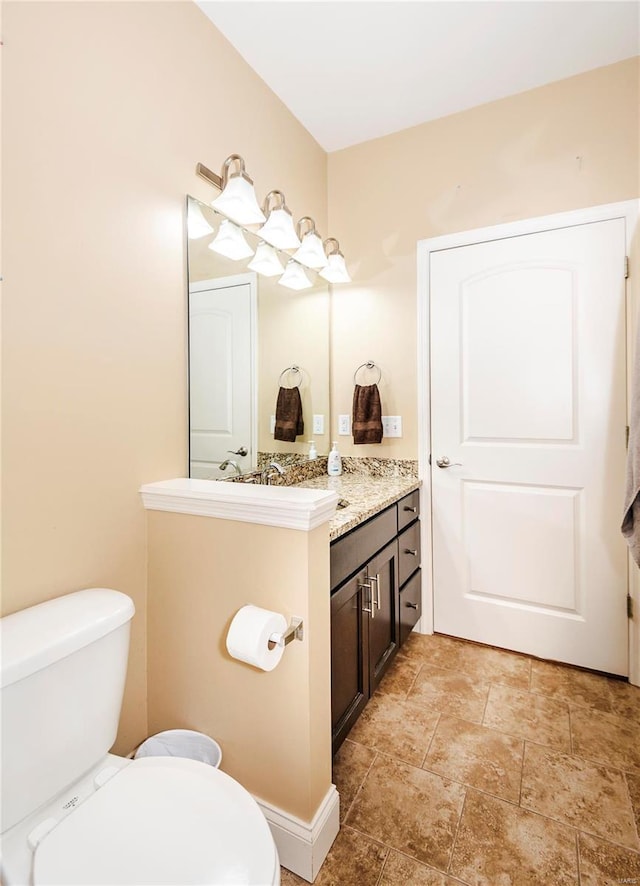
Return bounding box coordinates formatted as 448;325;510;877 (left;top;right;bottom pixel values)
308;440;318;460
327;441;342;476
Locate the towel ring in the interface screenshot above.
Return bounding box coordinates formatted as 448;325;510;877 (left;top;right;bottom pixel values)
353;361;382;386
278;365;303;388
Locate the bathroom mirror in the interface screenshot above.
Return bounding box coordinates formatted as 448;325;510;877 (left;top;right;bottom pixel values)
187;196;330;479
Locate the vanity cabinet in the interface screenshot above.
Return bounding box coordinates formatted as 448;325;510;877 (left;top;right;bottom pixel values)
330;490;421;752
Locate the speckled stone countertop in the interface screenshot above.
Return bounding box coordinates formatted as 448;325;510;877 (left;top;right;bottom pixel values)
295;473;421;541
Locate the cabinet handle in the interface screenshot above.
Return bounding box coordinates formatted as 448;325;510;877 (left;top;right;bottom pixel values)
358;581;374;618
403;505;417;513
369;574;381;611
404;549;418;556
406;601;418;609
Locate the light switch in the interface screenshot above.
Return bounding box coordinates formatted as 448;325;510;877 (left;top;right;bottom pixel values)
270;415;275;434
313;414;324;434
381;415;402;437
338;414;351;435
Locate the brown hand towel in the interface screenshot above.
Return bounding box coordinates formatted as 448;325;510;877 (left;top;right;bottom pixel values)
352;384;383;444
274;386;304;442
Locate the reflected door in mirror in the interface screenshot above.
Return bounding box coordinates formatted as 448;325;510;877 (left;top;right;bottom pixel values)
189;275;257;478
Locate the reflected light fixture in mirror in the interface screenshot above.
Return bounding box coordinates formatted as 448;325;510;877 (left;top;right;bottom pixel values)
209;219;254;261
279;260;313;291
320;238;351;283
293;217;329;269
248;241;285;277
257;191;301;250
211;154;266;225
187;201;214;239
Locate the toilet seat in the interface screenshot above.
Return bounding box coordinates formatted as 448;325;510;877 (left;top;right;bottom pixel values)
32;756;279;885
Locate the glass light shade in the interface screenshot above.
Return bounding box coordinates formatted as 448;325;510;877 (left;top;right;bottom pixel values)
319;252;351;283
211;176;266;225
247;241;285;277
292;230;329;269
187;202;214;239
257;208;301;250
278;260;313;291
208;219;255;261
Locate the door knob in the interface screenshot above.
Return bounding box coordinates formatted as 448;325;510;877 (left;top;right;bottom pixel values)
228;446;248;457
436;456;462;469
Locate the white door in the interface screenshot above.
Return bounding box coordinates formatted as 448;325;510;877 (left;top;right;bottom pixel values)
430;219;628;675
189;276;256;479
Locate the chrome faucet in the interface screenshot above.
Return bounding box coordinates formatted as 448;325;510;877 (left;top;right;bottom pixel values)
261;461;285;485
219;459;242;476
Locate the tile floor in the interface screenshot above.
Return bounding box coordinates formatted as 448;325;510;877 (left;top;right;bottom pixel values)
281;633;640;886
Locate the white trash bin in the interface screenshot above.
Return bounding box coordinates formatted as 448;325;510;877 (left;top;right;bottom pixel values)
134;729;222;768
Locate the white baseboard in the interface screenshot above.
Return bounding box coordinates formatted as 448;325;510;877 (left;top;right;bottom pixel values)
254;785;340;882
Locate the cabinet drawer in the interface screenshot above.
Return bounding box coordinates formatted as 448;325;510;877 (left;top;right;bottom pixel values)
399;568;421;644
397;490;420;532
331;505;397;591
398;521;421;586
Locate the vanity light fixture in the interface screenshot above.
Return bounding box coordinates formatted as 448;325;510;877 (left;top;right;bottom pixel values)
247;241;285;277
257;191;301;250
195;156;353;285
319;238;351;284
292;217;329;269
187;201;215;239
208;219;255;261
210;155;267;226
278;259;313;291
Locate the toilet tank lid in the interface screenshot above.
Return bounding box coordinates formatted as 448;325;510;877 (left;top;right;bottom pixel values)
1;589;135;688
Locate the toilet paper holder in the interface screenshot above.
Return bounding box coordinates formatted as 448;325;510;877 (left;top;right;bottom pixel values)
268;617;304;649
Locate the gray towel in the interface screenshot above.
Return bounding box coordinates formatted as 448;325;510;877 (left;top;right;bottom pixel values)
622;315;640;566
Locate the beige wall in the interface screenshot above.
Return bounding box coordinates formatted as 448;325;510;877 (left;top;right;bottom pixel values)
1;1;327;753
328;57;640;459
146;511;332;821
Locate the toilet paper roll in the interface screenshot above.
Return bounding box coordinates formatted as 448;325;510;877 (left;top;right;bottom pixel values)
226;605;288;672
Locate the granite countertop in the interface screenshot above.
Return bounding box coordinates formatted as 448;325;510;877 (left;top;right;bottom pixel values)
295;474;421;540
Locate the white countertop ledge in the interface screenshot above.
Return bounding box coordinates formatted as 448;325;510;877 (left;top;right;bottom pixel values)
140;478;339;532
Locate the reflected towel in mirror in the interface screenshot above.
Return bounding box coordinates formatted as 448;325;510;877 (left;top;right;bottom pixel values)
274;387;304;442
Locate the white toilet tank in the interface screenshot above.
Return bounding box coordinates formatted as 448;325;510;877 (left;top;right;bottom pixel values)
0;589;135;833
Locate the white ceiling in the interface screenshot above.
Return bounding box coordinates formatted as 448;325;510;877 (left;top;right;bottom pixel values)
197;1;639;152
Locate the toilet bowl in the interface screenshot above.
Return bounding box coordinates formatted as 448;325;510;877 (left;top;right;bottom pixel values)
0;589;280;885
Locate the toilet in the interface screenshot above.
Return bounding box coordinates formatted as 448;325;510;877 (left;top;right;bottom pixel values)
0;588;280;885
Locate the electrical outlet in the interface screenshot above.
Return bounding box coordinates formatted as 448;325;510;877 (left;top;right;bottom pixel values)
270;415;275;434
338;414;351;435
313;414;324;435
381;415;402;437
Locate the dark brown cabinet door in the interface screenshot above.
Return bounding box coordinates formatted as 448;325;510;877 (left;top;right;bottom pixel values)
366;540;400;693
331;568;370;752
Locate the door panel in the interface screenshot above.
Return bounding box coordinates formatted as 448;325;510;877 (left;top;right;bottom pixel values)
464;482;580;612
431;219;628;674
463;267;575;442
